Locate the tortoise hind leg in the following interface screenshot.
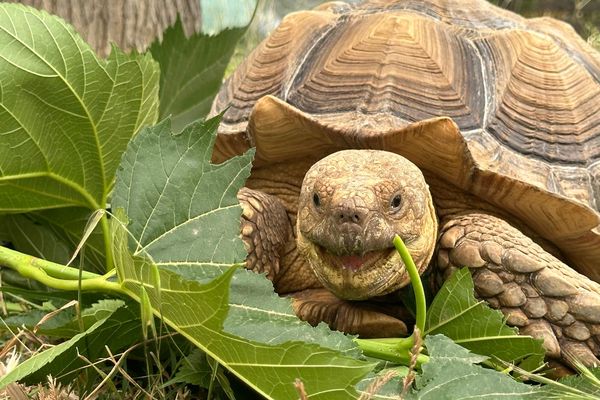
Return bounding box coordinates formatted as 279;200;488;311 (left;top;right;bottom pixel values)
437;213;600;367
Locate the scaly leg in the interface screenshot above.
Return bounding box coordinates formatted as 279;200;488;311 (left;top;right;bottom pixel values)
292;288;410;337
238;187;320;293
238;187;292;281
437;213;600;366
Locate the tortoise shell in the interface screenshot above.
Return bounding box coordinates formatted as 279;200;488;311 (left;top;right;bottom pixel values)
210;0;600;280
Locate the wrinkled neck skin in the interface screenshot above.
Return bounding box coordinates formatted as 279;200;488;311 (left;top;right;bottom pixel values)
296;149;438;300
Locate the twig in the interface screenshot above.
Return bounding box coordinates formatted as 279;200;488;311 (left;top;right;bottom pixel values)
358;369;399;400
294;378;308;400
401;327;423;398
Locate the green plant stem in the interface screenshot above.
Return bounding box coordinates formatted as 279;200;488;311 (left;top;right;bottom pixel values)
100;214;114;272
355;338;429;367
393;235;426;333
354;235;428;363
365;337;416;350
0;245;123;294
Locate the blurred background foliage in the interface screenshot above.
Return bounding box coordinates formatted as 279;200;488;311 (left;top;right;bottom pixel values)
226;0;600;76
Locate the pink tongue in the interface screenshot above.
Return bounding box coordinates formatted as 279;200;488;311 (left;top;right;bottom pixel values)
339;255;366;271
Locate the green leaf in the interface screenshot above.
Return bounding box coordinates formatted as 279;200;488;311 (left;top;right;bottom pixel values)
110;118;374;399
426;269;545;370
224;269;361;356
200;0;257;35
3;308;74;335
112;229;373;399
112;116;251;275
533;365;600;399
1;208;107;273
149;20;245;133
0;215;71;264
355;367;408;399
168;349;212;387
0;285;99;304
0;300;141;388
408;335;539;399
32;208;107;272
0;3;159;212
557;369;600;397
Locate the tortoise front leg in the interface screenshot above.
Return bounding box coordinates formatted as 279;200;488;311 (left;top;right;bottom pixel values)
238;187;292;281
238;187;321;293
292;288;409;338
437;213;600;367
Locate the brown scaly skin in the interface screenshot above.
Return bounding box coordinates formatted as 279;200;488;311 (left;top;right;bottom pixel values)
239;149;600;367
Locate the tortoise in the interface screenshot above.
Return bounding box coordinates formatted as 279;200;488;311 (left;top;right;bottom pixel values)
209;0;600;366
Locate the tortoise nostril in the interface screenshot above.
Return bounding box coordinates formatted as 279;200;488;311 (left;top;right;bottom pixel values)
337;207;364;225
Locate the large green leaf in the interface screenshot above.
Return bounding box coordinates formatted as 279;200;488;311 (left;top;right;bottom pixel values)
0;3;159;212
149;20;245;133
111;215;373;400
408;335;539;399
0;300;141;388
224;268;361;356
112;116;250;274
110;116;374;399
425;269;545;369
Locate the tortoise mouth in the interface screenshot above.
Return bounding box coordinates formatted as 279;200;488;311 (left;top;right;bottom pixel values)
298;234;410;300
316;245;394;273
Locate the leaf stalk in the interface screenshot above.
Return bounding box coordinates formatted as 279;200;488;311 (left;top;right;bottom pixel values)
354;338;429;367
0;245;123;294
354;235;429;365
393;234;426;333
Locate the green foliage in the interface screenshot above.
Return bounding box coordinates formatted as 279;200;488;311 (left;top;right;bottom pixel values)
0;4;158;211
111;116;251;275
0;300;140;388
0;3;159;272
223;269;361;356
1;215;71;265
150;20;245;132
109;118;374;399
426;269;545;370
557;368;600;398
0;3;580;399
169;349;213;387
408;335;539;399
169;349;236;399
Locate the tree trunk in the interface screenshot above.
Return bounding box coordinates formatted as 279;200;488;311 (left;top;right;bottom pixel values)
6;0;200;56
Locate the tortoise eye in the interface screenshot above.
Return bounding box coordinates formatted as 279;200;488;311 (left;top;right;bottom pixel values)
390;194;402;210
313;192;320;207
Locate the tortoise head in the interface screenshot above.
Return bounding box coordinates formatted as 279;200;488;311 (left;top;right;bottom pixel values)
296;149;438;300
